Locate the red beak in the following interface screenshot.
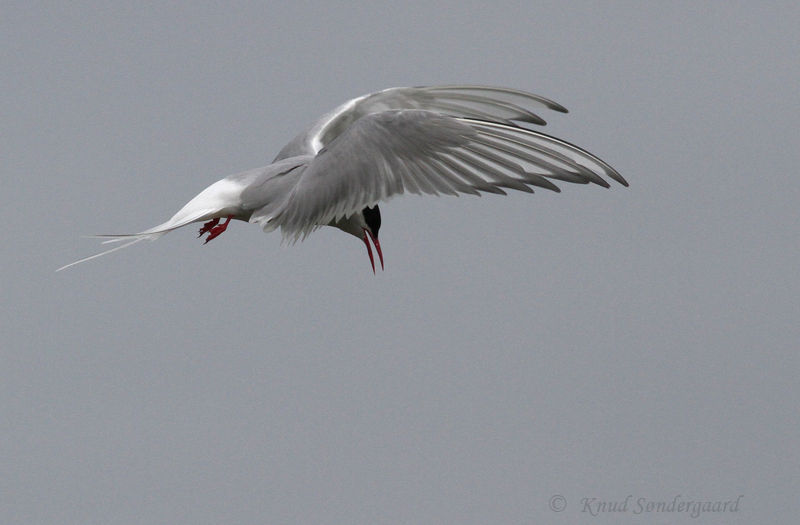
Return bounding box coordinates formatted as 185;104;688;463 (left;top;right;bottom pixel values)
362;228;384;273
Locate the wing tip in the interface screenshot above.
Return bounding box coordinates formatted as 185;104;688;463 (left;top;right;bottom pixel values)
612;171;630;187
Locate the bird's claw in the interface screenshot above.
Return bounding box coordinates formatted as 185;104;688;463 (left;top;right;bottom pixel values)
198;218;220;238
200;216;232;244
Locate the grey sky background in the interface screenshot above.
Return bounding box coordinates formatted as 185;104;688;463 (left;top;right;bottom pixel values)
3;1;798;523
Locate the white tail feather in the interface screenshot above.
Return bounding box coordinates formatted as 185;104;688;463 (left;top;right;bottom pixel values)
56;237;150;272
56;208;221;272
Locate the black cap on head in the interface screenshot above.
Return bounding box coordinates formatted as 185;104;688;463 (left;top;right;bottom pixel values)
362;205;381;237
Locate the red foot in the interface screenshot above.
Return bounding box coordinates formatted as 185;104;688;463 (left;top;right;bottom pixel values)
198;218;220;237
202;216;233;244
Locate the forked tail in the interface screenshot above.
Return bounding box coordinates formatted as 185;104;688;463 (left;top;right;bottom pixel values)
56;208;218;272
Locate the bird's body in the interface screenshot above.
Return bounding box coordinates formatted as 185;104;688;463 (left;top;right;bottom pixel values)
59;85;627;273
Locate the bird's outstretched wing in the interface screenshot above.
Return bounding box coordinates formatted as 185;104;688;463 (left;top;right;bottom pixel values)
273;85;570;160
263;109;627;241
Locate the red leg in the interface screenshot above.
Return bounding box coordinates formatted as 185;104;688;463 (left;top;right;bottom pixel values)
198;218;220;237
203;216;233;244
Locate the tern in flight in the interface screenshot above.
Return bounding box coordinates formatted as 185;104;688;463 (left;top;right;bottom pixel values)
58;85;627;273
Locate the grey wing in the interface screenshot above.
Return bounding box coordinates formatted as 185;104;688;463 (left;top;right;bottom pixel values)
273;85;570;160
270;109;627;241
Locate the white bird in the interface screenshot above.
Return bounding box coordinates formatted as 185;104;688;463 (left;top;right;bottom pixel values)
58;85;627;273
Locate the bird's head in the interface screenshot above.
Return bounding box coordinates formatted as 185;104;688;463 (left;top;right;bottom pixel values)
330;206;383;273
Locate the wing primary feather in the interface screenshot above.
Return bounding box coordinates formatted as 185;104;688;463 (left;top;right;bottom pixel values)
466;119;627;187
412;157;463;196
427;101;520;127
422;85;569;113
472;125;590;170
394;158;422;195
471;126;609;186
469;134;591;185
461;143;560;192
530;132;628;186
423;157;482;196
447;150;533;193
431;92;547;125
383;152;408;197
436;154;507;195
405;160;444;196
